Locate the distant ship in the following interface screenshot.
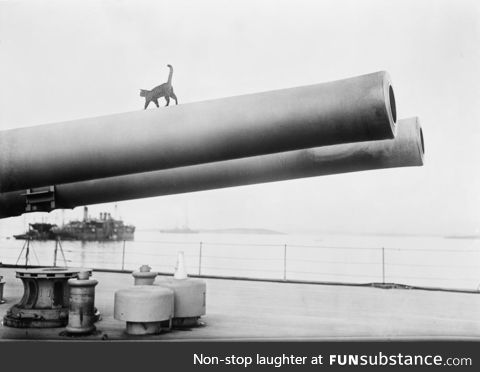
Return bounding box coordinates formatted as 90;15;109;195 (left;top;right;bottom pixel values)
14;207;135;241
13;222;58;240
159;226;199;234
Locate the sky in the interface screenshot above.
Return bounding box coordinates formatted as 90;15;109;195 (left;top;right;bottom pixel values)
0;0;479;236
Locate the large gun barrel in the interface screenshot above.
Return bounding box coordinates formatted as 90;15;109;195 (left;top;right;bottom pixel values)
0;71;396;193
0;118;423;219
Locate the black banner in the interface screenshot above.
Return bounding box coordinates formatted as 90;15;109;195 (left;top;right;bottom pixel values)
0;341;477;372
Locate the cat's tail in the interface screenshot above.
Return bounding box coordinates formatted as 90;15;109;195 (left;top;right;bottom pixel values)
140;89;149;97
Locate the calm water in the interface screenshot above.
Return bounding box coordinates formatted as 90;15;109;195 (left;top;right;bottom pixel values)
1;230;479;291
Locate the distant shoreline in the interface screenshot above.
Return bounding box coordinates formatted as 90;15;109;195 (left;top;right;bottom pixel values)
199;228;286;235
155;227;286;235
136;228;477;239
444;235;480;240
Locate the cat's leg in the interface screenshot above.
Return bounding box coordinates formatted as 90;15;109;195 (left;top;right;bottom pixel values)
144;99;151;110
164;96;170;106
153;99;160;108
170;91;178;105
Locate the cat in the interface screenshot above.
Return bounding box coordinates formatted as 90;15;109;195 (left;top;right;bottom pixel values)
140;64;178;109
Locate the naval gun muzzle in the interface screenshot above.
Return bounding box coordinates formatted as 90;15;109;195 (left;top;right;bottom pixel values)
0;118;423;219
0;71;396;193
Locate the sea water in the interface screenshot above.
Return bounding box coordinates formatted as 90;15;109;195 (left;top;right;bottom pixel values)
0;230;479;291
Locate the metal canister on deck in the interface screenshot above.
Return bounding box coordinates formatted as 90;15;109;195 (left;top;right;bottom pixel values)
66;271;98;335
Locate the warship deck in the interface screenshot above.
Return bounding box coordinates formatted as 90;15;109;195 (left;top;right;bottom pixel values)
0;267;479;341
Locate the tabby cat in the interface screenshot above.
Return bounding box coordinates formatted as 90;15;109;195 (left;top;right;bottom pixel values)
140;64;178;109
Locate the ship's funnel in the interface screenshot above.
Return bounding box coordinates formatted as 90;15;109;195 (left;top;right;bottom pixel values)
0;71;396;193
0;117;423;219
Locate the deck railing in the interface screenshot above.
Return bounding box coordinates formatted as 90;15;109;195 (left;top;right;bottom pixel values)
1;238;479;293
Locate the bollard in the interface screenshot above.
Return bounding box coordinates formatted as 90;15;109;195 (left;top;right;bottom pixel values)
0;275;5;304
3;267;91;328
114;286;174;335
157;251;206;328
65;271;98;335
132;265;157;285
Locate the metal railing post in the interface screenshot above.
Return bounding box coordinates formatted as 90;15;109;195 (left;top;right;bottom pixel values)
199;241;203;276
53;239;58;267
25;238;30;268
382;247;385;284
121;240;126;271
283;244;287;281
